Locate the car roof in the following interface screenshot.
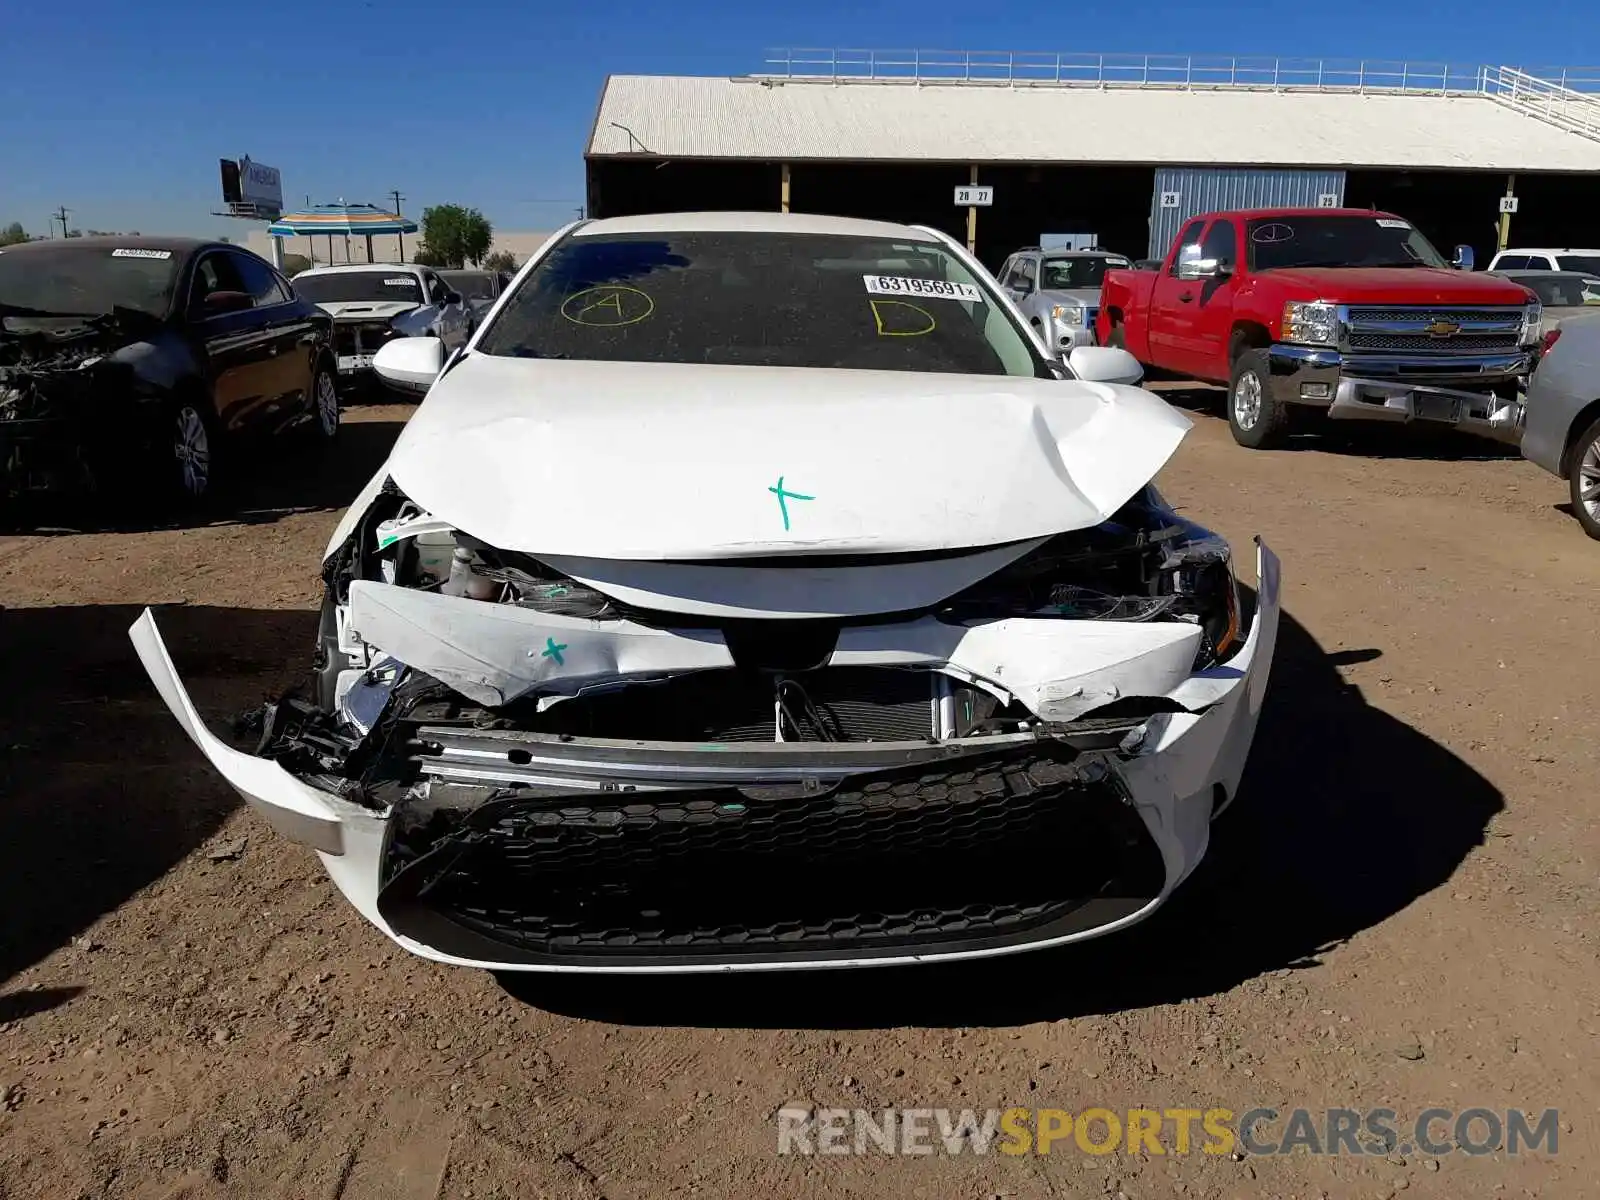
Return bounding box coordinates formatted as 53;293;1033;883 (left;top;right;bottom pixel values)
296;262;423;276
0;234;223;258
1494;248;1600;256
575;211;936;240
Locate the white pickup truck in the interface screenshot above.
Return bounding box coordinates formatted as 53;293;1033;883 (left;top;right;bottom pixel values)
1488;247;1600;274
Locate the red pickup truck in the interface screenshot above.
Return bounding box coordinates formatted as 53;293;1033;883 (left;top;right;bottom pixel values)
1096;208;1539;448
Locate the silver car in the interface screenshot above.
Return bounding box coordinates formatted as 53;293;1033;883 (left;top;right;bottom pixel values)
996;248;1132;353
1522;309;1600;539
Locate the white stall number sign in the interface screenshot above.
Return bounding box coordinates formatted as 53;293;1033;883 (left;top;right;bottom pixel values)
954;186;994;207
1159;192;1181;209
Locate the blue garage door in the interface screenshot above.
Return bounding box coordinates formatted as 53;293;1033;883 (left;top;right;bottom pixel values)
1148;168;1347;260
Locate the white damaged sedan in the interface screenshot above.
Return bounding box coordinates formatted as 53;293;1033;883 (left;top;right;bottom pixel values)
132;212;1280;973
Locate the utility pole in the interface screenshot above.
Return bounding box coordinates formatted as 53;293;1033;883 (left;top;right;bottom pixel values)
389;189;407;262
53;205;71;238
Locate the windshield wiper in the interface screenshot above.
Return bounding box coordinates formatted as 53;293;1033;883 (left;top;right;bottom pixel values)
505;347;569;359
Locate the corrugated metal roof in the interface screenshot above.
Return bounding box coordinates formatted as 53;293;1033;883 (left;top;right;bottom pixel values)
587;75;1600;172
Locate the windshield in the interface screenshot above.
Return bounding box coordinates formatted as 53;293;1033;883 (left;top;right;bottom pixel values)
0;244;179;322
441;270;496;300
293;271;422;304
1556;255;1600;275
1246;215;1450;271
1040;256;1129;290
477;231;1044;378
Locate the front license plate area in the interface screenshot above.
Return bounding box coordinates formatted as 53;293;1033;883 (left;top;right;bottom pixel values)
1413;393;1460;423
337;354;373;373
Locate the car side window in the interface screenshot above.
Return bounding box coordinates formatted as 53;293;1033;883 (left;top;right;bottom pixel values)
1536;256;1558;270
1169;220;1207;277
187;252;249;315
228;251;290;307
1200;219;1238;270
425;273;449;304
1494;255;1530;270
1011;257;1037;293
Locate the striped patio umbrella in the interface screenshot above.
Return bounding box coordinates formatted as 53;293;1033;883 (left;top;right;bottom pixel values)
267;201;420;264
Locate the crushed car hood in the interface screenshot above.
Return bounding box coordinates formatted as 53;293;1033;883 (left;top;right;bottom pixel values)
316;300;421;321
384;356;1191;560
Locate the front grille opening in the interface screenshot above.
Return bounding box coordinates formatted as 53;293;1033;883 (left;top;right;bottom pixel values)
378;749;1167;961
525;667;954;743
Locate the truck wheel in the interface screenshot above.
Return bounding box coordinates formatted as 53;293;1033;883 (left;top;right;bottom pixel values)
1228;348;1289;450
1568;413;1600;540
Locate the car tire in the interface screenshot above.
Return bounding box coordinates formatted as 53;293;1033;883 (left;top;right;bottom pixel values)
306;362;341;445
1567;413;1600;540
167;396;223;508
1228;347;1289;450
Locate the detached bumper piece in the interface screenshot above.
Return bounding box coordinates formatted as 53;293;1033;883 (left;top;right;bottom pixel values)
378;745;1166;969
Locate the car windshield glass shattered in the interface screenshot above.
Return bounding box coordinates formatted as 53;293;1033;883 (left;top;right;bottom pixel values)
293;271;423;304
0;245;180;323
478;231;1046;377
441;271;496;300
1041;256;1128;289
1246;216;1450;271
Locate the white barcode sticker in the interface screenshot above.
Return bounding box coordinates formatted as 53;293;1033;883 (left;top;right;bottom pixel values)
383;277;414;286
863;275;983;302
111;248;172;259
1375;219;1412;229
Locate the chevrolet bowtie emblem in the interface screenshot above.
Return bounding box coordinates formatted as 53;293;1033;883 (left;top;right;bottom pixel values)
1425;320;1462;337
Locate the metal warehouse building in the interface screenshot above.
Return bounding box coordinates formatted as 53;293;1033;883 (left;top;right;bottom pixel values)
584;52;1600;269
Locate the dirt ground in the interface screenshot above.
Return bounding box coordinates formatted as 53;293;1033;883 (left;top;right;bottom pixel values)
1;393;1597;1200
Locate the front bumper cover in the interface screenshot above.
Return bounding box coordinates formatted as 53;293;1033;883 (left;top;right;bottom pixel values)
130;540;1281;973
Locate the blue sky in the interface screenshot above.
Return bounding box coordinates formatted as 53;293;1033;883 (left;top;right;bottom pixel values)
2;0;1598;238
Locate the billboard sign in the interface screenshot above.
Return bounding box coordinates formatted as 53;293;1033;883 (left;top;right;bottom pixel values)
239;157;283;213
219;156;283;219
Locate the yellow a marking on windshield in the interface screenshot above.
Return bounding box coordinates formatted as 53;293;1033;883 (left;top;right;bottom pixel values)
561;285;655;327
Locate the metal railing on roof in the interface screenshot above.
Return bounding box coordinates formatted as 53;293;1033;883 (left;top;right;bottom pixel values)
1483;65;1600;142
757;49;1600;97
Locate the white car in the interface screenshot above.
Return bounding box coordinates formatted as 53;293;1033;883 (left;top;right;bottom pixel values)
1488;248;1600;275
132;212;1280;975
292;263;473;384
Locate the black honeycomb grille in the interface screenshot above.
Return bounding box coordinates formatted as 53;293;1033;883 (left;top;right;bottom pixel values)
380;747;1165;961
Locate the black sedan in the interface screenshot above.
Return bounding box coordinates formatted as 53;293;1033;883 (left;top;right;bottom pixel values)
0;236;338;508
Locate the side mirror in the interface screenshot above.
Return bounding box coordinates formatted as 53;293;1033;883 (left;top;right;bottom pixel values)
374;336;445;393
1065;346;1144;386
1177;257;1223;281
197;290;252;317
1453;245;1476;271
444;290;464;307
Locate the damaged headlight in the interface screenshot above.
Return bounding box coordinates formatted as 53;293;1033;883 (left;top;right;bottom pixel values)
355;487;622;618
943;486;1244;670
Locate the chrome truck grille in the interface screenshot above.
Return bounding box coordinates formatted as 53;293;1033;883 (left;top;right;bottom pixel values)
1342;307;1523;355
